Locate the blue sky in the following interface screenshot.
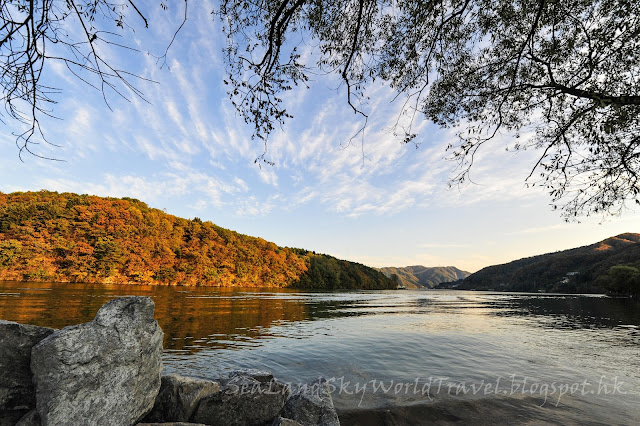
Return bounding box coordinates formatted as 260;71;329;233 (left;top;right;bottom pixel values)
1;2;638;272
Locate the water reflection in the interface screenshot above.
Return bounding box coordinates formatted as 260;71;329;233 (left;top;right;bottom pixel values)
1;282;639;422
489;294;640;329
2;283;640;353
0;281;310;352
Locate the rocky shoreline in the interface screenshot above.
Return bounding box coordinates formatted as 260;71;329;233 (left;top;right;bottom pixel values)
0;297;340;426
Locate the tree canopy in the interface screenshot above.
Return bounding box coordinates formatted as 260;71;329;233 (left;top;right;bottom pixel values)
2;0;639;218
0;190;395;289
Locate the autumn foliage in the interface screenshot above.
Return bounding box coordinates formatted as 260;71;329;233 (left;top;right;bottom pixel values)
0;191;393;289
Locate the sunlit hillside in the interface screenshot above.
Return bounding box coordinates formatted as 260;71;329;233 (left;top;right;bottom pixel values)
0;191;393;290
456;234;640;296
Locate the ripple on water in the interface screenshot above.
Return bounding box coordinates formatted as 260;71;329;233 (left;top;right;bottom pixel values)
0;283;638;423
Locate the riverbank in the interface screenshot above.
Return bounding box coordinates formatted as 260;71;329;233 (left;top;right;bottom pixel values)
0;296;341;426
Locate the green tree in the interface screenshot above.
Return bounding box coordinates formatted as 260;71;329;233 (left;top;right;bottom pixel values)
93;236;123;277
0;240;22;267
605;265;640;297
219;0;640;218
391;273;400;288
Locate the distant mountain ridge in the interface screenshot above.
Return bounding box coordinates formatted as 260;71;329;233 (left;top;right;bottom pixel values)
450;233;640;294
378;265;470;288
0;191;394;290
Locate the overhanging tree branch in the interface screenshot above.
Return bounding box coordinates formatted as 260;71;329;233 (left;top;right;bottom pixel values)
1;1;186;159
549;84;640;106
1;0;639;220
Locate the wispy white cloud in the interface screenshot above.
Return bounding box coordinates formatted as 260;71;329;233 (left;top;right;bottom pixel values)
235;196;276;217
188;199;208;211
233;177;249;192
257;165;279;187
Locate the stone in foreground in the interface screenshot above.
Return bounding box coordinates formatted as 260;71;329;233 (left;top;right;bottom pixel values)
271;417;303;426
143;374;220;423
0;321;56;410
31;297;163;426
15;409;40;426
228;369;274;383
281;378;340;426
0;320;55;421
191;370;289;426
137;423;206;426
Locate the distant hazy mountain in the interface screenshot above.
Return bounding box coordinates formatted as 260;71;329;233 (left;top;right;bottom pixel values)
378;265;471;288
451;233;640;294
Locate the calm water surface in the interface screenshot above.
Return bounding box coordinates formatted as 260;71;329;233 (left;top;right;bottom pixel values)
1;281;639;424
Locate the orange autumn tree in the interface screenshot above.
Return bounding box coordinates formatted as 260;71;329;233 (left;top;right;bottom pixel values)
0;191;394;289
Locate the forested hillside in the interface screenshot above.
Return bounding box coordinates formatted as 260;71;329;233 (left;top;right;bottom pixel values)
378;265;470;288
0;191;394;289
455;234;640;296
295;254;393;290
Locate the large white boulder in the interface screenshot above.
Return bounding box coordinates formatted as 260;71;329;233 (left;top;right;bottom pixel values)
31;297;163;426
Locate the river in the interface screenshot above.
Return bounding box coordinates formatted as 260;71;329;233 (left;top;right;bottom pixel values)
1;281;638;425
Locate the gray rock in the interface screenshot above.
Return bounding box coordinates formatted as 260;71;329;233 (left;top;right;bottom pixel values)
143;374;220;422
31;297;164;426
137;423;206;426
0;320;55;411
0;410;29;426
191;372;290;426
228;369;274;384
281;378;340;426
15;409;41;426
271;418;303;426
